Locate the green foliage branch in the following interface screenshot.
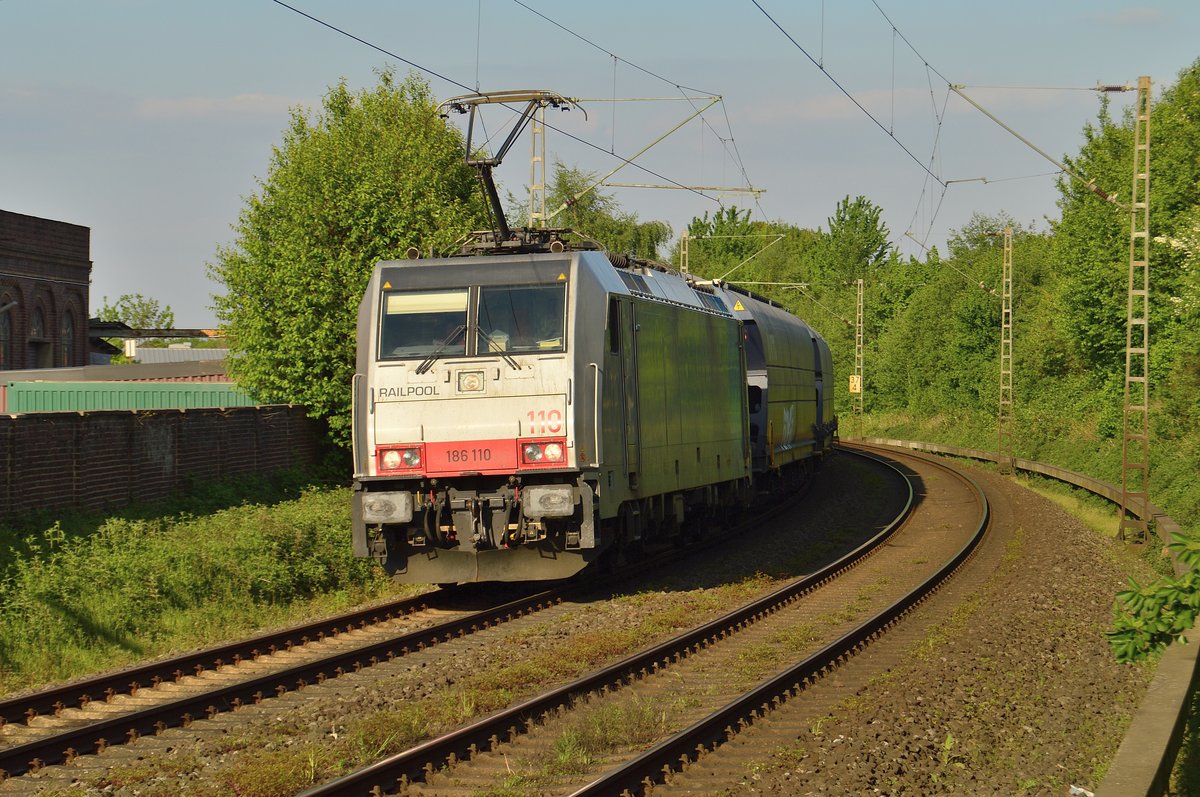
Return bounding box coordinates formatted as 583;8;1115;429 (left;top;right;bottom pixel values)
541;162;672;258
1108;529;1200;663
209;69;486;446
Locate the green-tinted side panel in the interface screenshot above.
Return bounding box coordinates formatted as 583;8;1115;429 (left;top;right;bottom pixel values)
632;300;746;497
5;381;255;413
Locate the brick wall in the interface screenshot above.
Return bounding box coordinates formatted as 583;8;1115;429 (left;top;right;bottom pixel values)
0;208;92;369
0;405;322;516
0;210;89;263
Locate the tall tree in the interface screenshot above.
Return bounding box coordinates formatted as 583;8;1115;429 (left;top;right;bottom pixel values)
1054;59;1200;381
820;195;893;282
209;69;487;445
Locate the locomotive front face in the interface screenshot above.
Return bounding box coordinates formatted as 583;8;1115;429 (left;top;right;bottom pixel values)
371;281;571;478
352;254;602;584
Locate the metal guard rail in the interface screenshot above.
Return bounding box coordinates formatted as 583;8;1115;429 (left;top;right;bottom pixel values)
860;437;1196;797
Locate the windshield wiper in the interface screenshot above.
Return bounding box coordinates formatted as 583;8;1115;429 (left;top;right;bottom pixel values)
478;330;521;370
415;324;466;374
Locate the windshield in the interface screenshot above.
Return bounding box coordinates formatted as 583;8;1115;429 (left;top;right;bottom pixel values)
478;284;566;353
379;289;469;359
377;283;566;360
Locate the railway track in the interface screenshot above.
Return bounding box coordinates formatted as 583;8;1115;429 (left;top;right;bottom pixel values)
0;585;564;782
295;444;988;796
0;452;849;792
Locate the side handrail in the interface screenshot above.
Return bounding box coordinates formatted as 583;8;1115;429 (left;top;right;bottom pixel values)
588;363;602;468
859;436;1194;797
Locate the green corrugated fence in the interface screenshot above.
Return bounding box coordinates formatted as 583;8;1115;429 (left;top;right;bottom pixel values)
5;381;255;413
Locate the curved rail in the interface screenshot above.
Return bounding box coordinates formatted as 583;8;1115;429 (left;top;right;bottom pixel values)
297;448;918;797
567;443;989;796
0;456;825;783
859;437;1193;797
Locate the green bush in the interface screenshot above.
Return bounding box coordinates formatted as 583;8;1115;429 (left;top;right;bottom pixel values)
1107;531;1200;663
0;487;400;693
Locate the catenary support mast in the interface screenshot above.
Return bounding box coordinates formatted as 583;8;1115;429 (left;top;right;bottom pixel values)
998;226;1014;475
852;278;864;439
1119;75;1152;542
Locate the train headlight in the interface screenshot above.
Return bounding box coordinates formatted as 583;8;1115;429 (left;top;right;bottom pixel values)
519;439;568;466
377;445;423;473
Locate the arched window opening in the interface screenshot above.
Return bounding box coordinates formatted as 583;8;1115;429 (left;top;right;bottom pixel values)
61;312;76;367
0;307;11;371
28;306;52;369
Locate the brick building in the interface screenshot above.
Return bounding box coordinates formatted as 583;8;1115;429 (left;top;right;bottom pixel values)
0;209;92;370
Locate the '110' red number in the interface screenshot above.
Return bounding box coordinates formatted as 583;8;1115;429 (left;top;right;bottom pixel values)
527;409;563;435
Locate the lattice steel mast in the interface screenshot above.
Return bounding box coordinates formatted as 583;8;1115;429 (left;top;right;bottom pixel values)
997;226;1014;475
852;278;864;439
529;103;546;228
1119;76;1152;542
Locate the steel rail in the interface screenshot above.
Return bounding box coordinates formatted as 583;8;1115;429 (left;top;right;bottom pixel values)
567;443;989;796
296;448;915;797
0;591;438;729
0;458;822;782
0;588;562;779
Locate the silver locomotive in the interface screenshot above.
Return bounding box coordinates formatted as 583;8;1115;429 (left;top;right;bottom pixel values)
350;234;836;583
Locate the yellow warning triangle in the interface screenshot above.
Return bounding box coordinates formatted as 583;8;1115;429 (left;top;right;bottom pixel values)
557;273;567;281
733;300;745;311
383;281;392;289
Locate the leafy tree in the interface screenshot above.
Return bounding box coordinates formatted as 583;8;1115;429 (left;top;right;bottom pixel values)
682;207;824;297
97;294;175;329
541;162;671;258
209;69;487;446
1155;206;1200;439
819;195;893;283
684;207;763;276
1054;59;1200;383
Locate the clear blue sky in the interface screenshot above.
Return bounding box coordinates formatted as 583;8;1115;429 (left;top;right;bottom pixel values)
3;1;1197;327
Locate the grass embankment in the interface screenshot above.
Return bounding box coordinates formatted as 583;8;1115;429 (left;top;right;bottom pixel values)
0;472;410;695
863;409;1200;533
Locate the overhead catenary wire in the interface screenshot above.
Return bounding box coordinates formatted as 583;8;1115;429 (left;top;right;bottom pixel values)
749;0;946;189
509;0;765;216
903;85;951;248
857;3;1118;263
269;0;722;207
868;2;1132;210
868;0;952;86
